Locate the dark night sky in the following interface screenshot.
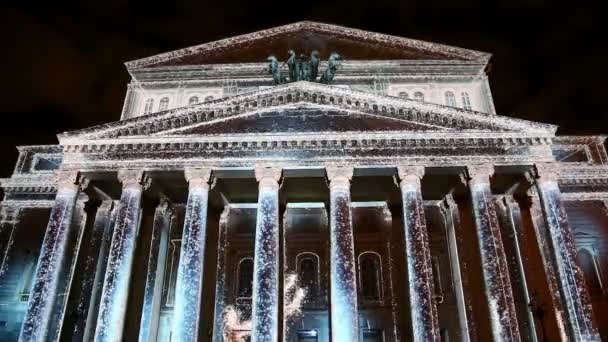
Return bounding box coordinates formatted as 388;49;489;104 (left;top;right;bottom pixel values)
0;1;605;178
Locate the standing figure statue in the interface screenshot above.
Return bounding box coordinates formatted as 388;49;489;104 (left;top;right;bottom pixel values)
320;52;342;84
267;55;285;85
286;50;298;82
310;50;320;81
298;53;311;81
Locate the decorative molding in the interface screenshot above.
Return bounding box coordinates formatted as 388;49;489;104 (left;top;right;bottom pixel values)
125;21;490;69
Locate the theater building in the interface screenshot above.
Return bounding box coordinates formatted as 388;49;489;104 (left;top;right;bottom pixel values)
0;21;606;341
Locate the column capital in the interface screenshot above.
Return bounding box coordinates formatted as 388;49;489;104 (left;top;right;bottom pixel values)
326;166;353;190
117;169;150;189
531;163;560;182
463;164;494;184
396;165;425;188
54;170;87;190
184;168;213;189
254;166;282;183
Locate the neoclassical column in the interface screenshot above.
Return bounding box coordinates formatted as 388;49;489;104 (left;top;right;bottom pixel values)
139;199;173;342
172;168;213;341
69;201;116;341
19;170;85;341
531;163;599;341
251;166;282;342
326;166;359;342
0;205;20;282
464;165;520;341
94;170;149;342
396;166;439;341
212;205;231;342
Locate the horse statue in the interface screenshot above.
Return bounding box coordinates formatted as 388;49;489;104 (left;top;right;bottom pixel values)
320;52;341;84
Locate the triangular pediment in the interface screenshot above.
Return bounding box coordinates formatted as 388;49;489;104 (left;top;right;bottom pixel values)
125;21;491;68
58;82;556;145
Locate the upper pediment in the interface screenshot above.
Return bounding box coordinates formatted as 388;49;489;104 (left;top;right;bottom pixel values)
125;21;491;69
58;82;556;144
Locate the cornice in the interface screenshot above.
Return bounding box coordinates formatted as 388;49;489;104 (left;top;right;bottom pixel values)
125;21;490;69
58;82;556;143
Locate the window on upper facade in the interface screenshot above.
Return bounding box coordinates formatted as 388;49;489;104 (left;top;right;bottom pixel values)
144;98;154;114
461;92;472;110
297;254;319;298
414;91;425;102
159;97;170;111
204;95;215;102
188;96;199;105
358;252;382;302
398;91;409;99
445;91;457;107
237;257;254;298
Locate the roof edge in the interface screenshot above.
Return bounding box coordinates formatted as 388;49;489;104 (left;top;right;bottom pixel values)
125;21;491;69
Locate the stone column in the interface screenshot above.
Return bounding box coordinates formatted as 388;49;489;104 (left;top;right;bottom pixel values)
396;166;439;341
251;167;282;342
0;205;20;282
94;170;149;342
69;201;116;341
531;163;599;341
326;166;359;342
464;165;520;341
212;206;231;342
19;170;85;341
139;199;172;342
172;168;213;341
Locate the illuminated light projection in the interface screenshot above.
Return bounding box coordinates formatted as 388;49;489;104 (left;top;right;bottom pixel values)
0;21;605;342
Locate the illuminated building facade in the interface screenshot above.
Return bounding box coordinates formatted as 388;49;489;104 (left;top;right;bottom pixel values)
0;22;606;341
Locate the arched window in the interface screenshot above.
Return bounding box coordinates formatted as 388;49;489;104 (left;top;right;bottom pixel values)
159;97;170;111
398;91;409;99
297;253;319;298
445;91;457;107
188;96;199;105
358;252;383;302
144;98;154;114
204;95;214;102
461;92;472;110
236;257;254;298
414;91;425;102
